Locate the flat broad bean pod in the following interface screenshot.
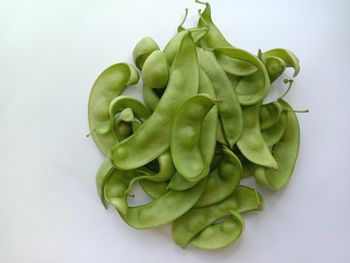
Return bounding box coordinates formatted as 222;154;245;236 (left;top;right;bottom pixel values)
88;63;139;156
195;146;242;208
255;100;300;190
172;185;263;248
197;47;243;148
111;32;199;170
133;36;160;70
237;102;278;169
171;94;217;182
259;101;283;130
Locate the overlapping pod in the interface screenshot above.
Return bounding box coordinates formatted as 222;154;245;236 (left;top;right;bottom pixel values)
88;63;139;156
133;37;160;70
111;31;199;170
237;102;278;169
255;100;300;190
171;94;217;182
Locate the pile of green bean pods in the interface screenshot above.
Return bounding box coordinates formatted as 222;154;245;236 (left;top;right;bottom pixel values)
88;1;304;250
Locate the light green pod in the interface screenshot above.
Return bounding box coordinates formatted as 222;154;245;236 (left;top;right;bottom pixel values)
163;30;187;65
259;101;283;130
255;100;300;189
195;146;242;208
133;37;160;70
237;102;278;169
142;50;169;89
168;171;198;191
111;32;199;170
216;52;258;77
262;55;287;83
214;47;270;106
88;63;139;156
190;210;244;250
171;94;217;182
172;185;263;247
122;178;207;229
197;48;243;147
263;48;300;77
261;111;288;147
139;180;168;199
96;158;115;208
143;86;160;112
114;108;135;141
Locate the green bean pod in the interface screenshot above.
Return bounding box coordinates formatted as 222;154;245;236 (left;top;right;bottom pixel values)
255;100;300;189
197;48;243;148
261;110;288;147
114;108;135;141
168;172;198;191
88;63;139;156
96;158;115;208
122;178;207;229
259;101;283;130
111;31;199;170
261;55;287;83
237;102;278;169
133;37;160;70
139;180;168;199
171;94;217;182
190;210;244;250
172;185;263;247
263;48;300;77
195;146;242;208
214;47;270;105
142;50;169;89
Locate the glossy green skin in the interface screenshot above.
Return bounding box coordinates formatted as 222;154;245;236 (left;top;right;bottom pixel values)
122;178;207;229
216;52;257;77
133;37;160;70
96;158;115;208
255;100;300;189
197;48;243;148
168;171;198;191
142;50;169;89
139;180;168;199
111;32;199;170
171;94;216;182
195;146;242;208
88;63;139;156
237;102;277;169
215;47;270;106
261;111;287;147
259;101;282;130
263;48;300;77
190;210;244;250
197;3;231;48
172;185;263;247
104;169;137;216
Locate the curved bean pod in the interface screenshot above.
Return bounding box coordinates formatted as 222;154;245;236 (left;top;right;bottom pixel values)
195;146;242;208
133;37;160;70
255;100;300;189
214;47;270;105
237;102;278;169
111;32;199;170
96;158;115;208
197;48;243;147
172;185;263;247
142;50;169;89
114;108;135;141
263;48;300;77
261;110;288;147
88;63;139;156
139;180;168;199
262;55;286;83
259;101;282;130
190;210;244;250
216;52;258;77
122;178;207;229
168;171;198;191
171;94;217;182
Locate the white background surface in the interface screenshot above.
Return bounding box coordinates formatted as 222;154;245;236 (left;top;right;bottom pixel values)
1;0;350;262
